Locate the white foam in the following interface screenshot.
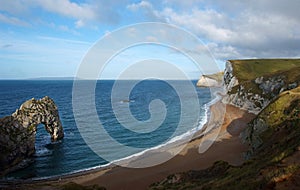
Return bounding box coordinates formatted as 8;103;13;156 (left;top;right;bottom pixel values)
32;90;221;180
106;100;212;167
34;148;53;157
68;95;217;175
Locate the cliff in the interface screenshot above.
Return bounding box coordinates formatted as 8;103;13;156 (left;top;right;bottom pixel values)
223;59;300;114
153;86;300;189
196;72;223;87
241;86;300;156
223;58;300;156
152;59;300;189
0;96;64;176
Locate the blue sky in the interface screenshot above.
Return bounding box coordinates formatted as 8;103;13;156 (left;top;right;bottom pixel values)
1;0;300;79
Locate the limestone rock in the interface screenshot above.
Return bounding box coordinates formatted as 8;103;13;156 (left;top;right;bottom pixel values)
240;86;300;159
197;76;219;87
0;96;64;176
196;72;223;87
222;60;299;114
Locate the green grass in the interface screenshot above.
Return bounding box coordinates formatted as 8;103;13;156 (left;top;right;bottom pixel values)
227;59;300;103
150;87;300;190
230;59;300;81
202;72;224;82
150;60;300;189
256;86;300;128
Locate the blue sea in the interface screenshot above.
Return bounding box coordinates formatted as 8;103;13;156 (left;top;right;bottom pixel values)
0;80;211;179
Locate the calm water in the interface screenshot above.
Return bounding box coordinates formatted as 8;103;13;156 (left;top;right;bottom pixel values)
0;80;211;179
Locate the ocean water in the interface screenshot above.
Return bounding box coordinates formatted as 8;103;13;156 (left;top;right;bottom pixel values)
0;80;211;179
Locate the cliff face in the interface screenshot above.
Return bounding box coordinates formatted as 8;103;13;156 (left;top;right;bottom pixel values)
224;59;300;155
0;96;64;176
196;72;223;87
223;59;300;114
241;86;300;156
151;59;300;190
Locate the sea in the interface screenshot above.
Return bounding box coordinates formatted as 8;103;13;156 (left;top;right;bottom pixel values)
0;80;212;180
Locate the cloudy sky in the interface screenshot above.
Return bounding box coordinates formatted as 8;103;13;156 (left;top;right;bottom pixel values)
1;0;300;79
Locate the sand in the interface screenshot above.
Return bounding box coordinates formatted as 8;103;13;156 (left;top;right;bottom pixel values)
21;100;255;190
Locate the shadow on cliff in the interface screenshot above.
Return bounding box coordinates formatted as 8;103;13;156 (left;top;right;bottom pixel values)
226;112;255;137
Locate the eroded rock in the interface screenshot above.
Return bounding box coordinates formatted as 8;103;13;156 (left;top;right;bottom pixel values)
222;60;299;114
196;72;223;87
0;96;64;176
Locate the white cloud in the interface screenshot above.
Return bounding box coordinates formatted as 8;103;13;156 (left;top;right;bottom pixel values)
1;0;300;62
0;13;29;27
0;0;31;15
75;19;85;28
130;0;300;60
127;1;153;11
33;0;95;19
37;36;92;45
31;0;96;28
0;0;125;28
127;1;165;22
145;36;158;42
161;8;233;43
163;0;205;7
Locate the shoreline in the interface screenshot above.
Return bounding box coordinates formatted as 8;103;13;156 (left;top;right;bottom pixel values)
1;87;215;183
1;95;256;189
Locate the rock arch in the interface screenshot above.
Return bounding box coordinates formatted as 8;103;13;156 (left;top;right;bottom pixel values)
0;96;64;176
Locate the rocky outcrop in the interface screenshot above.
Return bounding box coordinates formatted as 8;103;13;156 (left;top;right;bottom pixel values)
222;61;266;114
222;60;299;114
197;72;223;87
222;59;300;157
240;86;300;158
197;76;218;87
152;87;300;189
0;96;64;176
151;59;300;189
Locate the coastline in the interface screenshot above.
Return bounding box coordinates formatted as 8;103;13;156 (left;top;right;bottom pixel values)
3;94;256;190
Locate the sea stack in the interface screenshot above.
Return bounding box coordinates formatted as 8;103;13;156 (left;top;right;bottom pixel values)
0;96;64;176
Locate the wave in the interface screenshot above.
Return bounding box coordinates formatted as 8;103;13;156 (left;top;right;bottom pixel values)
67;96;214;175
15;88;222;181
34;148;53;157
106;89;224;168
109;101;210;165
25;98;213;181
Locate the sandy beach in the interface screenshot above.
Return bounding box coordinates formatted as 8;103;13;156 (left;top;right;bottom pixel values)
14;100;256;190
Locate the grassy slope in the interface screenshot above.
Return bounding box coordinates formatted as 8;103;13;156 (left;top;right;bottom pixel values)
228;59;300;99
230;59;300;82
150;58;300;189
150;86;300;190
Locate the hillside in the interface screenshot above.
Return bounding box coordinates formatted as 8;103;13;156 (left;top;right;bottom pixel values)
151;59;300;189
151;86;300;190
223;59;300;113
229;59;300;81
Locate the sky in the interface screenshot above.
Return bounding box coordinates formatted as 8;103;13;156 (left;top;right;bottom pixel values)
0;0;300;79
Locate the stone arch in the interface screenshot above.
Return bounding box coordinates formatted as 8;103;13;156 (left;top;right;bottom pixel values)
0;96;64;176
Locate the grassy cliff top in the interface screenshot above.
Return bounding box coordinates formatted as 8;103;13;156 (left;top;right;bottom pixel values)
202;72;224;82
229;59;300;82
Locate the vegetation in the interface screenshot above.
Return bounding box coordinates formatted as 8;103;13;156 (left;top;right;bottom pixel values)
150;59;300;189
229;59;300;97
202;72;224;83
258;87;300;127
229;59;300;82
